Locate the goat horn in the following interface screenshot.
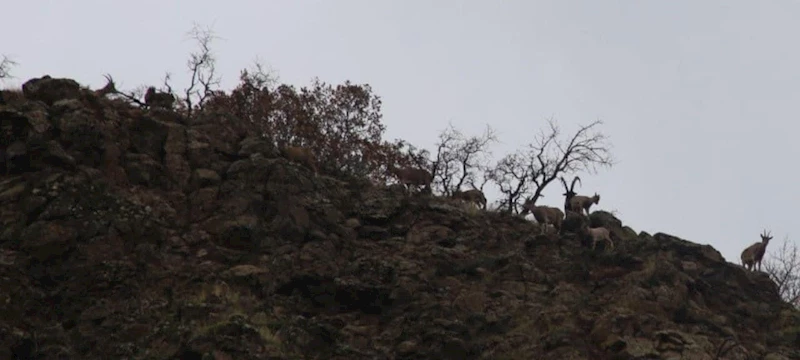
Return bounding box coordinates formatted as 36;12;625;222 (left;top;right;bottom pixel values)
570;176;582;192
559;176;569;192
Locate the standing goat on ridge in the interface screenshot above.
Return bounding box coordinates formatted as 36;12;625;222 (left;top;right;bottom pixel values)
144;87;176;109
94;74;118;97
281;146;318;175
568;192;601;216
741;229;773;272
451;189;487;210
520;198;565;235
578;223;614;251
389;165;432;194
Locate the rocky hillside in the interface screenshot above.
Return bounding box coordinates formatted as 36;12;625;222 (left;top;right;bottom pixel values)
0;76;798;359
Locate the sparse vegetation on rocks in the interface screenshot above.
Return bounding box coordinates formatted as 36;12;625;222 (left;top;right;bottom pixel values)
0;26;798;359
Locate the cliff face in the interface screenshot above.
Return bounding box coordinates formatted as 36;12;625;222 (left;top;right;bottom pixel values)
0;76;798;360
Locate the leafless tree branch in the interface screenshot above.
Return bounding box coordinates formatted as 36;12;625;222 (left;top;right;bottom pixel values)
0;55;17;80
112;84;148;107
430;124;459;193
430;123;497;196
181;22;222;119
764;236;800;308
241;57;280;91
163;72;174;95
525;117;614;206
488;117;613;214
467;163;493;192
488;151;533;214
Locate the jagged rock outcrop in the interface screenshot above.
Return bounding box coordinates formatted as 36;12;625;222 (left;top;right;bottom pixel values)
0;76;798;359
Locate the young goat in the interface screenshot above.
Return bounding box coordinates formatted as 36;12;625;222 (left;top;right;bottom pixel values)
281;146;318;174
520;199;565;235
451;189;487;210
741;229;773;272
389;165;432;193
579;223;614;251
569;192;601;216
144;87;176;109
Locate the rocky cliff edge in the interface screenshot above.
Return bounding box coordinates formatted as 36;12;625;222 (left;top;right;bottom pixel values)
0;76;798;359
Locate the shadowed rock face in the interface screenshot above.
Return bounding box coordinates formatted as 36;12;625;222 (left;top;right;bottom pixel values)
0;76;798;359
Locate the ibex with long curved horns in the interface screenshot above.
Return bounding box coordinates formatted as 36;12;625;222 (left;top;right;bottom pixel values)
559;175;581;214
94;74;119;97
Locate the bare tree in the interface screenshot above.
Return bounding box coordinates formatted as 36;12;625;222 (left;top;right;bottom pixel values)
488;151;533;214
400;141;431;170
241;57;280;92
467;162;493;192
377;139;433;186
179;22;222;119
0;55;17;80
109;23;222;113
764;236;800;308
429;123;497;196
524;117;613;206
488;117;613;214
110;84;149;107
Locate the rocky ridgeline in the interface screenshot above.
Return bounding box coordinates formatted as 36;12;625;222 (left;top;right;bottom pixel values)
0;76;798;359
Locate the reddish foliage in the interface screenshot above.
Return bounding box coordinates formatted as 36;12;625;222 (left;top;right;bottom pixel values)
202;73;422;183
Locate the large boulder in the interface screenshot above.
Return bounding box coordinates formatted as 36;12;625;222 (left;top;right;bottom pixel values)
21;75;83;106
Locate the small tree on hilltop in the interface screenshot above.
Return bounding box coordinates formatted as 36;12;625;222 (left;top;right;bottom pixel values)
0;55;16;80
301;79;388;176
379;139;432;185
170;22;222;119
204;74;422;183
240;59;280;93
489;117;614;214
488;150;533;213
429;123;497;196
764;237;800;308
112;23;222;120
93;25;419;182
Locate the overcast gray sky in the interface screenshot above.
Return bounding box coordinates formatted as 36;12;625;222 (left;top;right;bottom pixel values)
3;1;798;264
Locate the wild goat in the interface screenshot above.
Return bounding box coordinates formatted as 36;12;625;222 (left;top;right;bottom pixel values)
579;223;614;251
144;87;175;109
280;146;318;174
389;165;432;193
741;229;773;272
560;176;582;214
94;74;118;97
569;192;601;216
451;189;487;210
520;199;564;235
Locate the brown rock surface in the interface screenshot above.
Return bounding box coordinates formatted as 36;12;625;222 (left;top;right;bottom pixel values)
0;76;797;359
